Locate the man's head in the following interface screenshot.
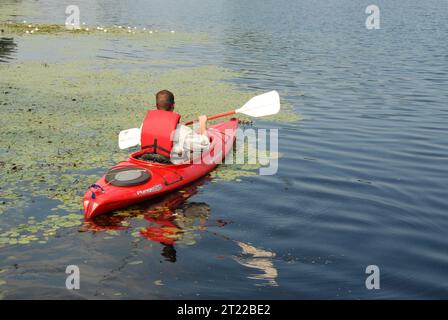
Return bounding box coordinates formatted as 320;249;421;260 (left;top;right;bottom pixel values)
156;90;175;111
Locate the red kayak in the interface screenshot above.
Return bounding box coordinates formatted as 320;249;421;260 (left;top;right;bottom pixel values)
83;118;238;220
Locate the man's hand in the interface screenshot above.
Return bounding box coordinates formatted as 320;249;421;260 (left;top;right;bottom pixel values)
198;115;207;124
198;115;208;136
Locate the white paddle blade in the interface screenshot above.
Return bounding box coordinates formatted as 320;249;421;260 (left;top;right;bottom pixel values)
118;128;141;149
236;90;280;117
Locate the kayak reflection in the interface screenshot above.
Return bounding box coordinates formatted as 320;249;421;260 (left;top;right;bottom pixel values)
140;201;210;263
85;178;211;262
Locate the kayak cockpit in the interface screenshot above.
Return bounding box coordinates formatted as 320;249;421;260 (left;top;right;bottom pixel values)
133;151;172;164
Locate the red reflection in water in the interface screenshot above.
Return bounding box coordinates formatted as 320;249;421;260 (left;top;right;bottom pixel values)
83;177;215;262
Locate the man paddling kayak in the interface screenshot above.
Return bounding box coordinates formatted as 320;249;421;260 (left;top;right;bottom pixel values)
140;89;210;164
84;91;279;219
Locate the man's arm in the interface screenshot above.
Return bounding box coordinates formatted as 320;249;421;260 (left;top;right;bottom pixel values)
198;115;208;136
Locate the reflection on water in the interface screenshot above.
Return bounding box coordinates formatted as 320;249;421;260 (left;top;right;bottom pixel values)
85;179;210;263
0;37;16;62
234;242;278;287
84;178;278;286
141;202;210;263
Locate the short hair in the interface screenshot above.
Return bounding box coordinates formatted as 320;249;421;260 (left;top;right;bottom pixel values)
156;90;175;110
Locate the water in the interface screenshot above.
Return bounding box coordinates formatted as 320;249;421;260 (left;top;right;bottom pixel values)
1;0;448;299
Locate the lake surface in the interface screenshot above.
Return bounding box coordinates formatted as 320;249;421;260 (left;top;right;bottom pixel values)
1;0;447;299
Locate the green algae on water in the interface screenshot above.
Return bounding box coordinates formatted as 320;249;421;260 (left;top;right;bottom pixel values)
209;141;282;182
0;213;81;248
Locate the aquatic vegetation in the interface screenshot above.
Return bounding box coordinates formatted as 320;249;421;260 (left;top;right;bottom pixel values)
209;167;257;181
1;22;69;34
0;187;27;216
0;213;81;247
209;142;282;181
0;22;208;45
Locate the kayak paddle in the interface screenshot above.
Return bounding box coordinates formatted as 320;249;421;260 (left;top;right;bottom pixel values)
118;90;281;149
183;90;280;125
118;127;141;150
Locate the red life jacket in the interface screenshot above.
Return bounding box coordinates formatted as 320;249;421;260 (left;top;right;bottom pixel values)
140;110;181;157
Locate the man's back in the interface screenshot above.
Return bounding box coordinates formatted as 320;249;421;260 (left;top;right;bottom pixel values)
139;89;210;163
